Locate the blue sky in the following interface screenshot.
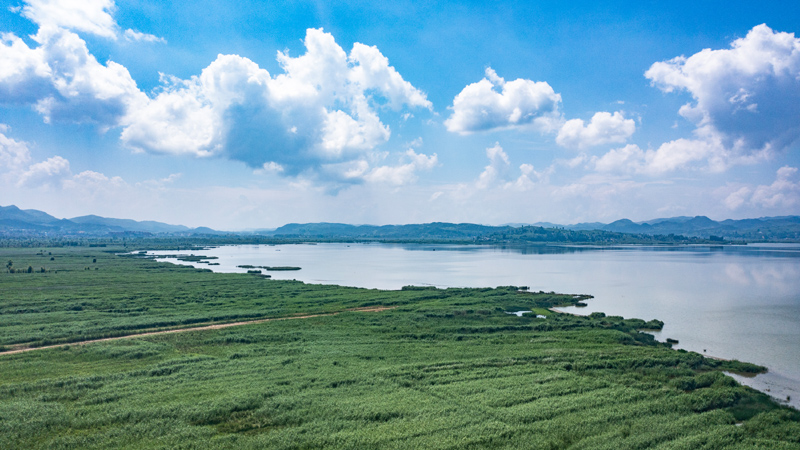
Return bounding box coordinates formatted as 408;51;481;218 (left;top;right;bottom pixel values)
1;0;799;229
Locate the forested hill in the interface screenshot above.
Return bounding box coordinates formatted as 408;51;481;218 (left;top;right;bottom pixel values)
273;216;800;242
585;215;800;241
3;203;797;242
271;222;721;244
481;225;721;244
0;205;221;236
271;222;507;239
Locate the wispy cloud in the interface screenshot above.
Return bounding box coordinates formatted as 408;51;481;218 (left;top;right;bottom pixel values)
123;29;166;44
721;166;800;210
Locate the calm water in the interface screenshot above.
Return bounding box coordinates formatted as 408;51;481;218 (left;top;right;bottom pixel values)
150;243;800;408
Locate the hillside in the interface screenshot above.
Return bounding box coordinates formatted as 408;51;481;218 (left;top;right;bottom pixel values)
271;222;510;239
0;205;220;236
272;222;724;244
596;216;800;241
3;204;799;242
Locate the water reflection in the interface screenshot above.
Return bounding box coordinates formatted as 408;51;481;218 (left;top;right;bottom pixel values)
724;263;800;290
390;242;800;258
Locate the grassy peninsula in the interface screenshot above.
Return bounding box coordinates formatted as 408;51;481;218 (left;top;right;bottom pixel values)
1;246;798;449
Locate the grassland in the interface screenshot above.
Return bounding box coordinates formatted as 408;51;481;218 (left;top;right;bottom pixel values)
1;246;798;449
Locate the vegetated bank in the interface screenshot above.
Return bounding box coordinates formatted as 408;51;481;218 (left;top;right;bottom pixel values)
0;219;746;250
0;245;798;449
269;222;741;245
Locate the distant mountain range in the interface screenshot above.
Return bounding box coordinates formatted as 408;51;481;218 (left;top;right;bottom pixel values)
0;205;223;236
529;215;800;241
273;216;800;241
270;222;714;245
270;222;503;240
1;204;799;241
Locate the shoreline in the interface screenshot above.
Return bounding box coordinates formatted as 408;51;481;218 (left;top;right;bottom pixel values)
553;305;800;412
152;243;799;413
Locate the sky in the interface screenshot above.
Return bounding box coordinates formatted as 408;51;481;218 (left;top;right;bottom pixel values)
1;0;799;230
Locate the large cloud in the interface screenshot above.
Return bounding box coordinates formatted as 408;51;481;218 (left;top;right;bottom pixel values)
556;111;635;149
122;28;432;183
0;27;146;126
646;24;800;161
445;68;562;135
592;24;800;176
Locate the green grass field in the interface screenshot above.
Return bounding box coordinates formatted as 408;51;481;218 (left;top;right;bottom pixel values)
1;246;798;449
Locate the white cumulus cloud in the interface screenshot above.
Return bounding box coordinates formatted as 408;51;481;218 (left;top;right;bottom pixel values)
122;28;431;184
17;155;71;188
476;142;510;189
593;144;646;174
645;24;800;165
722;166;800;210
593;139;719;175
63;169;126;190
19;0;164;43
473;142;544;191
723;186;751;210
349;43;432;110
0;125;32;171
750;166;800;208
0;27;146;126
6;143;129;192
363;149;438;185
21;0;118;39
445;68;562;135
556;111;635;149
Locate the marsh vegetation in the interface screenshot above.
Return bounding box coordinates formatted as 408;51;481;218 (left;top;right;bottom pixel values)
0;246;797;449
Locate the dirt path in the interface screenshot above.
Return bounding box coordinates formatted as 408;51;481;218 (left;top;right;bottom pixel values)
0;306;396;356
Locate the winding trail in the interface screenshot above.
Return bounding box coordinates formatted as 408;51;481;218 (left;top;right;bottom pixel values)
0;306;396;356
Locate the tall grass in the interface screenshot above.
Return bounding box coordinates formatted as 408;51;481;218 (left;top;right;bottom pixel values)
0;246;797;449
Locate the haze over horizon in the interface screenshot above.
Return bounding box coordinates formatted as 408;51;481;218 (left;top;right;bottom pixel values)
4;202;798;233
1;1;799;229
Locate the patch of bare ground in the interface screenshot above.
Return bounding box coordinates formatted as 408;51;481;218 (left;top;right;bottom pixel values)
0;306;397;356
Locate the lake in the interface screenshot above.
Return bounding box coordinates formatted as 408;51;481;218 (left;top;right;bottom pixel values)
149;242;800;409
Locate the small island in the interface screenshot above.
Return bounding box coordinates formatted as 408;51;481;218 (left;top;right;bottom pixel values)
237;265;301;271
